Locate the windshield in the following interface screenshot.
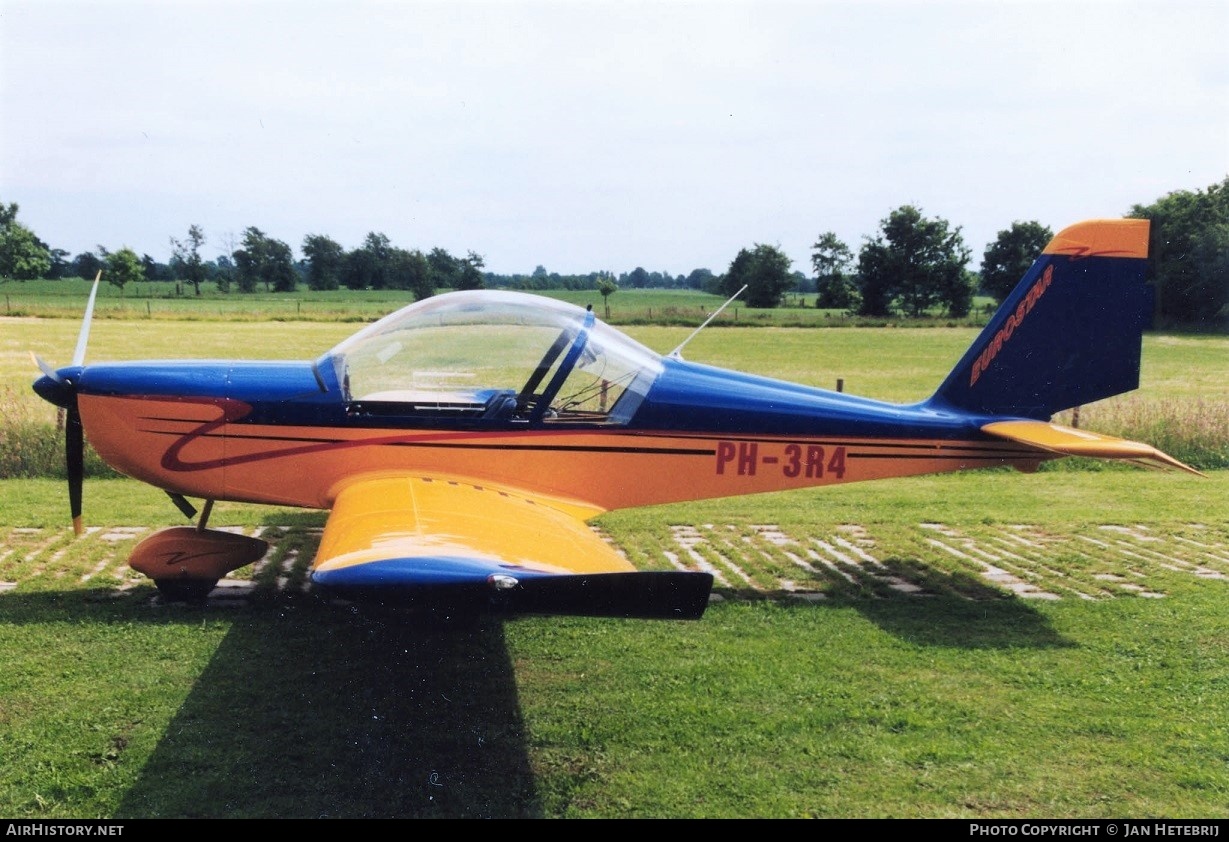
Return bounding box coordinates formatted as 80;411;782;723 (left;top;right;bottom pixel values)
322;290;662;424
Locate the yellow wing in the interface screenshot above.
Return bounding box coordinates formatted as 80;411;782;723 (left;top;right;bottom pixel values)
982;420;1203;476
309;474;713;619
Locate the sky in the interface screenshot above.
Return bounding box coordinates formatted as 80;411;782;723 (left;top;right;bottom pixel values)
1;0;1226;277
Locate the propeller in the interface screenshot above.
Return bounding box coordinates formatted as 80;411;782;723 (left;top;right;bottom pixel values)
31;271;101;536
66;402;84;535
72;271;102;368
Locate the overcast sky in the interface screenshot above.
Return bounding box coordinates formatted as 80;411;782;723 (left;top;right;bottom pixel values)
1;0;1226;277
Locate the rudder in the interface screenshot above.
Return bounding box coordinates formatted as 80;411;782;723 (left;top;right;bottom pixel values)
929;218;1153;420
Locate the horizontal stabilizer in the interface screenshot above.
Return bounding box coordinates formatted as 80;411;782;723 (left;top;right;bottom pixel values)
982;420;1203;476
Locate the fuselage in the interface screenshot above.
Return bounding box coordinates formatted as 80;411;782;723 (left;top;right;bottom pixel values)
42;354;1043;514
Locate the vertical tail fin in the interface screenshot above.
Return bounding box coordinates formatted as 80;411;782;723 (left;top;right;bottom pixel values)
928;218;1153;420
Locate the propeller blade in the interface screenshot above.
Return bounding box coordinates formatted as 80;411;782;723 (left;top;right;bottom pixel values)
66;406;84;535
30;352;62;383
71;271;102;367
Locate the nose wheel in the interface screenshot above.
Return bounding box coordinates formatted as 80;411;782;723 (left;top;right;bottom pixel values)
129;507;269;603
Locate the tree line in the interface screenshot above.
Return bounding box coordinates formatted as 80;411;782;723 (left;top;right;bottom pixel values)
1;175;1224;324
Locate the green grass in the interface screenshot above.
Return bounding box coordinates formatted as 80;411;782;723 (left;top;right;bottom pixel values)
1;279;997;327
1;472;1227;818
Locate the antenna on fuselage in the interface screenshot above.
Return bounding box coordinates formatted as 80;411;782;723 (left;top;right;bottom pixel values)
667;284;747;360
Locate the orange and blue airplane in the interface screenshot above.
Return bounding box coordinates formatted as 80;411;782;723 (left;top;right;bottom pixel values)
32;218;1198;620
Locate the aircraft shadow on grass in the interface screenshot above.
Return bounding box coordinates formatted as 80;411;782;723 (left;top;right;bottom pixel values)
0;590;542;818
843;586;1074;650
115;606;540;819
709;574;1072;650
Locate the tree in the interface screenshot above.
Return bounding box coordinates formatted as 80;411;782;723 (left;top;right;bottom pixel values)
816;274;859;311
853;240;895;317
0;221;51;280
387;248;434;300
342;248;375;290
856;206;972;317
212;254;233;293
70;251;104;281
105;246;145;295
625;267;650;289
170;224;207;295
596;276;618;318
685;268;715;291
810;231;858;310
339;232;394;290
427;247;461;289
980;221;1053;304
0;200;52;280
302;234;345;291
232;237;259;293
47;248;72;279
721;243;794;308
140;254;165;282
233;227;296;293
264;239;297;292
1130;176;1229;324
940;269;977;318
456;251;485;290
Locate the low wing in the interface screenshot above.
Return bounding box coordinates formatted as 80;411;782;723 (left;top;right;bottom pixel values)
982;420;1203;475
310;474;713;619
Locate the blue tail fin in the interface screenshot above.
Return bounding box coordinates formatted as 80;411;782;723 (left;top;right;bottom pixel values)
928;218;1153;420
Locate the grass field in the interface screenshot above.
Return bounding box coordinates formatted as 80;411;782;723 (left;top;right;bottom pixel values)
1;278;997;326
1;305;1227;818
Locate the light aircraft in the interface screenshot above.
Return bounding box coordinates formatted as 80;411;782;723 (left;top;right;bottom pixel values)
31;218;1198;621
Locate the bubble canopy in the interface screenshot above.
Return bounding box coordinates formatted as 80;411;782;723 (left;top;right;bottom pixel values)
321;290;664;424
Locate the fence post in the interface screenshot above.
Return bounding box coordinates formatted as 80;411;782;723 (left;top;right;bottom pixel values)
836;378;844;392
